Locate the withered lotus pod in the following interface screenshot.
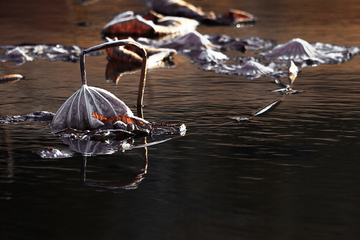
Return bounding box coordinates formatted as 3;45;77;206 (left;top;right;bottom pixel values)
50;40;148;132
101;11;198;38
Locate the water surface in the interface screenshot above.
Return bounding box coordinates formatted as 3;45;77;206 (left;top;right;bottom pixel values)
1;0;360;239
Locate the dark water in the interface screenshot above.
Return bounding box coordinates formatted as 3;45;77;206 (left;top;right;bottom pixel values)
1;0;360;239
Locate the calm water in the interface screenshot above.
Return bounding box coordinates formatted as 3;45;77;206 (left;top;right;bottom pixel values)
1;0;360;239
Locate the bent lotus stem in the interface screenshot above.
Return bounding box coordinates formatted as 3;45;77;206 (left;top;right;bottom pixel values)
80;39;148;110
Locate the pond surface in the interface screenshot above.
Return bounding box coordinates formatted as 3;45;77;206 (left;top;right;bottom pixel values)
1;0;360;239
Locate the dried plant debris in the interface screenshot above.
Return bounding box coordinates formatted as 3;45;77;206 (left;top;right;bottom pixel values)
271;79;304;94
1;110;185;137
0;44;102;65
105;37;176;67
101;11;199;38
137;30;212;50
213;61;276;79
205;35;276;52
271;61;304;94
137;31;229;67
136;31;282;73
42;127;176;157
0;47;35;65
0;74;24;84
231;99;282;121
140;0;257;26
59;135;170;156
206;9;257;26
181;48;229;70
260;38;360;67
140;0;207;20
90;112;186;136
36;148;74;159
0;111;55;125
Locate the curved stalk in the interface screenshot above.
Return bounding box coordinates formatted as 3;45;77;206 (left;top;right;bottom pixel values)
80;39;148;110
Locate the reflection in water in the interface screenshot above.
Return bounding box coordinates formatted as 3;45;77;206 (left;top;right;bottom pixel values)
80;139;148;191
61;101;154;190
106;56;175;84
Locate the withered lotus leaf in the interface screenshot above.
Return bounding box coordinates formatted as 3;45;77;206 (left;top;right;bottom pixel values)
37;148;74;159
140;0;257;26
50;84;136;132
260;38;360;67
0;44;102;65
136;31;229;69
0;47;35;65
205;35;275;52
101;11;198;37
0;111;55;125
140;0;205;20
212;9;257;26
105;37;176;66
137;30;213;50
214;61;275;79
50;39;148;132
180;49;228;70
